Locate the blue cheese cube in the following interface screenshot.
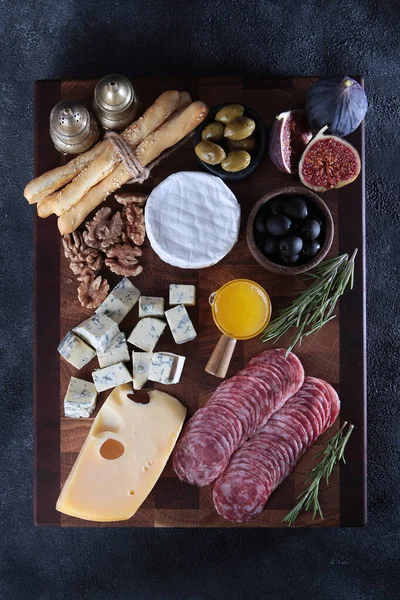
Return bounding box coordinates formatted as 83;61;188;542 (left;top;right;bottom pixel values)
64;377;98;418
73;314;120;353
127;317;166;352
92;362;133;393
58;331;96;370
149;352;186;384
95;277;140;324
97;332;130;369
165;304;197;344
138;296;165;318
169;284;196;306
132;352;153;390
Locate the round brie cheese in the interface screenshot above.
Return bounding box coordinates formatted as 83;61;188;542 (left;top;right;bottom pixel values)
145;172;241;269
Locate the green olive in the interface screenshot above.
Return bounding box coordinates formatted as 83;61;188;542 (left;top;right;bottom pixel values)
201;121;224;142
215;104;244;124
221;150;251;173
224;116;256;141
195;141;226;165
226;135;257;152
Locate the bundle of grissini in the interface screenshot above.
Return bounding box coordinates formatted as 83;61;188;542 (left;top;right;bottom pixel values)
24;91;208;235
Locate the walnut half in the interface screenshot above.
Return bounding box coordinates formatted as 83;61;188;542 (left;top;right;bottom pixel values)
121;205;146;246
105;243;143;277
62;231;102;280
77;274;110;309
114;192;148;207
83;207;123;251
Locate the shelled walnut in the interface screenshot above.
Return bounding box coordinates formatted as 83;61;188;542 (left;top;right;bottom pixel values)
105;243;143;277
62;231;103;279
114;192;148;208
83;207;123;251
121;205;146;246
77;274;110;309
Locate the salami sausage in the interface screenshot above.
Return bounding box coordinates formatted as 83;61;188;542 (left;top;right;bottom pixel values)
213;377;340;522
172;349;304;487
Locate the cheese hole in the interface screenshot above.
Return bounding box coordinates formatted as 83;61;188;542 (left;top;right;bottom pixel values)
128;392;150;405
100;439;125;460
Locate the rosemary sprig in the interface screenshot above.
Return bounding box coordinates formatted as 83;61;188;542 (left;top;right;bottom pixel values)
282;422;354;526
261;249;357;355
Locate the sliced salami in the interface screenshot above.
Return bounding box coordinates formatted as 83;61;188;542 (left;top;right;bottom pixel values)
214;470;268;523
172;349;304;486
213;376;340;522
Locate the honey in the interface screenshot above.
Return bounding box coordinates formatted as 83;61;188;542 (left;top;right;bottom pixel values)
210;279;271;340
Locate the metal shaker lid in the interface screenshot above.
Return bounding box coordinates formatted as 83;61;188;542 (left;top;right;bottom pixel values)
50;101;89;142
94;74;134;113
49;100;99;154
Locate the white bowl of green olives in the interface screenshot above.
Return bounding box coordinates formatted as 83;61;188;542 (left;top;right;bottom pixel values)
246;187;334;274
194;104;267;181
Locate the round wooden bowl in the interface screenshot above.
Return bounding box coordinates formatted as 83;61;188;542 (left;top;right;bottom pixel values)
246;186;334;275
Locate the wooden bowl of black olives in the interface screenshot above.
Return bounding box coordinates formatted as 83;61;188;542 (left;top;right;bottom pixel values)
193;104;267;181
246;187;334;274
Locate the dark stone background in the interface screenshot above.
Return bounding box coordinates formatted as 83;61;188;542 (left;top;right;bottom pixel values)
1;1;399;598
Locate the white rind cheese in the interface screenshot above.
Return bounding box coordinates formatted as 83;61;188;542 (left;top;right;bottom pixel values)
92;362;133;393
64;377;98;418
169;284;196;306
145;172;240;269
56;385;187;522
127;317;166;352
97;332;130;369
138;296;165;318
73;314;120;353
95;277;140;324
149;352;186;384
165;304;197;344
58;331;96;370
132;352;153;390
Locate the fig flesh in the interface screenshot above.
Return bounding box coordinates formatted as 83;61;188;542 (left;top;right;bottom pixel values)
299;126;361;192
268;109;312;174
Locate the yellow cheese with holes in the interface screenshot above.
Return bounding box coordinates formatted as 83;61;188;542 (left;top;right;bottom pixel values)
56;384;186;521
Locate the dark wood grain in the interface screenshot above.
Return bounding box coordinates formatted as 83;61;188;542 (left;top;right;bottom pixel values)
34;80;62;526
33;77;366;527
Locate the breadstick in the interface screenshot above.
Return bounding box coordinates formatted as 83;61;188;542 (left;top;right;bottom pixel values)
58;101;208;235
121;90;180;148
24;142;106;204
37;139;117;218
174;91;192;111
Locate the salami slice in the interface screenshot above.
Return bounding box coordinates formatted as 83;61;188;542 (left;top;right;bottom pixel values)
214;470;269;523
213;376;340;522
172;349;304;486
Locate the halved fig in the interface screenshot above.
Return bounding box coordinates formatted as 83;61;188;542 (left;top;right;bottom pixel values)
268;109;312;174
299;126;361;192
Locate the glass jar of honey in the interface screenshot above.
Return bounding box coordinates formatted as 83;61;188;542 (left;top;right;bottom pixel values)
206;279;271;378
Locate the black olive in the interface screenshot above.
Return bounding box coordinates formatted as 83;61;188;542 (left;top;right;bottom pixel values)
268;198;284;215
279;235;303;256
301;219;321;241
282;195;308;220
303;240;321;257
266;215;292;236
254;216;266;234
308;211;324;227
262;236;279;255
282;253;300;265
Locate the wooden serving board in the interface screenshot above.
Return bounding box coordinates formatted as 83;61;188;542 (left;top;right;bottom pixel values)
34;77;366;527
